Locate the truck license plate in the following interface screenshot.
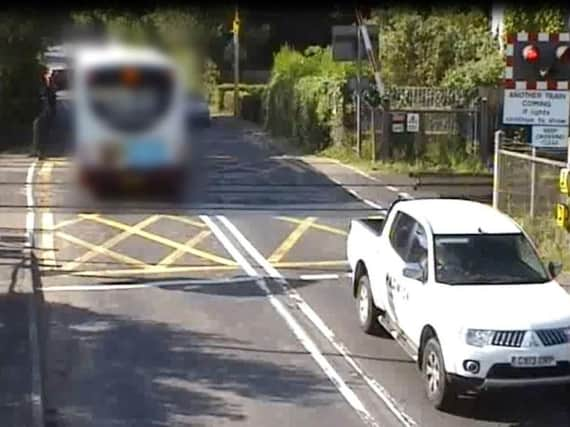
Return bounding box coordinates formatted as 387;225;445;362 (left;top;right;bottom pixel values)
511;355;556;367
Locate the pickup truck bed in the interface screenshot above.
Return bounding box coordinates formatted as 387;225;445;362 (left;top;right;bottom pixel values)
358;217;386;235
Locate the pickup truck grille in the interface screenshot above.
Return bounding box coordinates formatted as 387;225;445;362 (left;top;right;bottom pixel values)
536;329;568;346
491;331;525;347
490;329;568;348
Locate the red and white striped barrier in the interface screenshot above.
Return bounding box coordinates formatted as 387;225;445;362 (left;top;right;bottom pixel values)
504;32;570;90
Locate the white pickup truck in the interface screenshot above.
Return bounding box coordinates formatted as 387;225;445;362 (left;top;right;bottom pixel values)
347;197;570;411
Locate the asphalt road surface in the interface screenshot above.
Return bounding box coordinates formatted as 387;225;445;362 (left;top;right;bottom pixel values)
16;115;570;427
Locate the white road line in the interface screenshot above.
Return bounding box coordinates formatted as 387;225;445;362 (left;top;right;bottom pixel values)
328;174;383;211
26;160;45;427
299;273;341;281
40;277;255;292
218;215;417;427
386;186;399;192
201;215;378;427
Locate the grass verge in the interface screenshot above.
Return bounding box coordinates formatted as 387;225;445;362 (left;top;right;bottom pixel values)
514;214;570;276
318;143;491;176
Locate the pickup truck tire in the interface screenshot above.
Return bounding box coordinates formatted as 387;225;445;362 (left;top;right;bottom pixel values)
422;337;457;411
356;273;383;335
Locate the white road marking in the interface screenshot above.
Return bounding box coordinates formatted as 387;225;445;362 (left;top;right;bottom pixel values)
40;277;255;292
26;160;45;427
299;273;349;281
386;186;399;192
201;215;379;427
218;215;417;427
328;175;384;211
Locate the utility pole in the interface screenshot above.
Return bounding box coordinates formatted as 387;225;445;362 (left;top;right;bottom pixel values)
356;23;362;157
233;7;240;118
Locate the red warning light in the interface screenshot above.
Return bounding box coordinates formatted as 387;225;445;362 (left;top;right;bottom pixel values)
523;45;540;63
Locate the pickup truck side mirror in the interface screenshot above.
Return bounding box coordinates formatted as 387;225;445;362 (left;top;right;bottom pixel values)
548;261;563;278
403;263;425;282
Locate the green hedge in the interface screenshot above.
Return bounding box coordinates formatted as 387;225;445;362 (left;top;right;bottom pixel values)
263;46;354;152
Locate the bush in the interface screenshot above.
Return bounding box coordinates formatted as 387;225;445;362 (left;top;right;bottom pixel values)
263;45;354;151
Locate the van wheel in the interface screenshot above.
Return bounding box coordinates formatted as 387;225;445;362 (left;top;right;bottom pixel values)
356;273;383;335
422;337;457;411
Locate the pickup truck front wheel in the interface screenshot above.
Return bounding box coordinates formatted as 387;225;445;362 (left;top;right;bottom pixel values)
422;338;457;411
356;274;383;335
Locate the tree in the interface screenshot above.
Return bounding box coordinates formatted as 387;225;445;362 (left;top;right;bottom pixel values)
0;11;66;129
373;6;504;90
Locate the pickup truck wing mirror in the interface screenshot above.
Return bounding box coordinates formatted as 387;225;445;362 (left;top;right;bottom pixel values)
403;263;425;281
548;261;563;278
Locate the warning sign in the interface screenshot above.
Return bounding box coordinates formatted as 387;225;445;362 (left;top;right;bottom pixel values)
406;113;419;133
531;126;569;148
503;90;570;126
392;113;405;133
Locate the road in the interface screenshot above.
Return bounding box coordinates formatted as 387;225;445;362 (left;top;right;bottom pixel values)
17;115;570;427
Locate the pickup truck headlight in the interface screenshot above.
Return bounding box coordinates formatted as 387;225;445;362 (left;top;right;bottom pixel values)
466;329;494;347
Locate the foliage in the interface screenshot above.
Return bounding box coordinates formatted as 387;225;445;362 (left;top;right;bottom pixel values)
503;5;566;35
374;7;504;91
263;45;354;151
0;11;64;133
71;8;224;92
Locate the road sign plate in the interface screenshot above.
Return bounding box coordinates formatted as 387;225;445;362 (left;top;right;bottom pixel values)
531;126;569;148
503;89;570;126
406;113;420;133
392;123;404;133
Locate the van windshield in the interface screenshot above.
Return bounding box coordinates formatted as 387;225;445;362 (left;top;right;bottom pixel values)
434;233;550;285
86;65;174;132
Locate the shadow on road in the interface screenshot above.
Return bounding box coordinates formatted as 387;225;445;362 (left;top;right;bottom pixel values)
0;291;33;427
40;298;341;426
444;388;570;426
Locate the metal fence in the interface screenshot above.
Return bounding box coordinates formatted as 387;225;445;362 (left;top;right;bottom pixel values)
493;132;566;219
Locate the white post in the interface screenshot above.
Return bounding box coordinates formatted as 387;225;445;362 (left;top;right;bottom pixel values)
530;146;537;218
493;130;503;209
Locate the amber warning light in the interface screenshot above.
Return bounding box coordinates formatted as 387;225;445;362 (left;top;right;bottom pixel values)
122;68;141;86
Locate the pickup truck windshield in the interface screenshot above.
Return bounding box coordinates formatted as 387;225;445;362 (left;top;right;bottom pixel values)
434;233;550;285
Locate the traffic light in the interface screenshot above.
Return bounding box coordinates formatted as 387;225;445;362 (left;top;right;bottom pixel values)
508;33;570;85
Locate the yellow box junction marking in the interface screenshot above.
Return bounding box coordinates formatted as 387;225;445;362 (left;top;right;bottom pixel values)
67;265;237;277
276;217;348;236
155;230;212;268
268;217;317;263
56;232;148;269
161;215;208;229
59;215;161;272
79;214;237;266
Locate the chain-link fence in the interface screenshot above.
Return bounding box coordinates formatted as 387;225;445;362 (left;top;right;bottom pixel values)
493;133;566;219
